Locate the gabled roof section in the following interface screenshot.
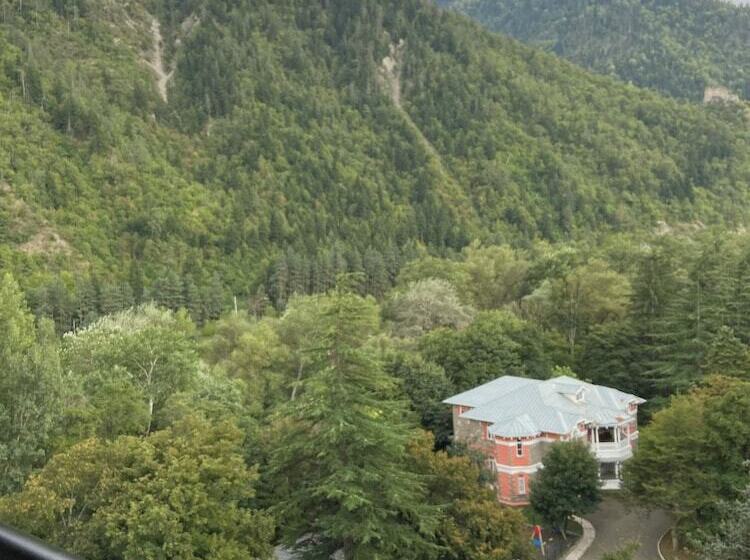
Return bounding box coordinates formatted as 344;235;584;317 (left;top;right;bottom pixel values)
443;376;539;407
489;414;539;438
444;375;645;438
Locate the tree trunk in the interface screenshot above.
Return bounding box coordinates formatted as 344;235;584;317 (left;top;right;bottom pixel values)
19;69;26;102
343;538;354;560
146;397;154;434
568;327;576;357
290;362;304;401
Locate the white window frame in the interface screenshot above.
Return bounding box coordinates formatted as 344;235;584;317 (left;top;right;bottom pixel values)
517;476;526;495
516;438;523;457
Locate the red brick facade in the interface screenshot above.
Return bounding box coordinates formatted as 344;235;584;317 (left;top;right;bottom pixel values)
452;405;640;506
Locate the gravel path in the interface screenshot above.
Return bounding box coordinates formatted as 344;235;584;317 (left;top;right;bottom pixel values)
581;497;671;560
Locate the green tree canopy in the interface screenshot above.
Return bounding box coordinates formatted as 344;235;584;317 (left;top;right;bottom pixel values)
529;440;602;538
0;415;275;560
386;278;475;338
0;273;64;493
409;432;534;560
384;352;455;449
524;259;631;357
624;376;750;536
267;290;440;559
421;310;554;391
462;243;530;310
702;326;750;379
61;305;199;435
438;0;750;102
698;486;750;560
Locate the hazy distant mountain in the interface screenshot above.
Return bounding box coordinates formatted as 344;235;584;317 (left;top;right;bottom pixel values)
438;0;750;102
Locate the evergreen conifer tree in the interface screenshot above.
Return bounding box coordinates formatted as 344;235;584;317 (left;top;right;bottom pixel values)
268;288;439;559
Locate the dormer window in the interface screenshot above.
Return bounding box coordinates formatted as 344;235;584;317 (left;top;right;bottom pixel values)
557;383;586;403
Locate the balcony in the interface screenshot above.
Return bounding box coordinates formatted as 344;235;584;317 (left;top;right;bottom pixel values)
587;425;633;461
593;439;632;461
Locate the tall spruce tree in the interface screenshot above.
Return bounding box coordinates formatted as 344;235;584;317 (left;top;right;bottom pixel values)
0;273;63;493
647;238;741;394
702;326;750;379
268;288;439;559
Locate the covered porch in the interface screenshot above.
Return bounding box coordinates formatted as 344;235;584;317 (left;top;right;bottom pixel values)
586;423;632;460
586;422;631;489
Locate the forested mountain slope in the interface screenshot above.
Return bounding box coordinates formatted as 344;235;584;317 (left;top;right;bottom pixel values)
2;0;750;329
437;0;750;102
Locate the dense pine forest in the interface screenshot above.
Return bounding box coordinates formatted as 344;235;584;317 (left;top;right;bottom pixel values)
1;0;750;559
437;0;750;102
1;0;750;330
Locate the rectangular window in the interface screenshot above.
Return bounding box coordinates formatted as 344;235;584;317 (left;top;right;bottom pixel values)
516;439;523;456
600;462;617;480
518;476;526;495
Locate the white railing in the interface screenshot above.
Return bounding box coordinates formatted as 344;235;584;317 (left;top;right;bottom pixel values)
601;479;622;490
592;439;632;460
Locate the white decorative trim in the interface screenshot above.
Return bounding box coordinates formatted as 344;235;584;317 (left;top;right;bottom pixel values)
493;461;543;474
594;444;633;461
493;436;560;446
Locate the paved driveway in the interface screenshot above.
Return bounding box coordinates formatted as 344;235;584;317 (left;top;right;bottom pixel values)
581;497;671;560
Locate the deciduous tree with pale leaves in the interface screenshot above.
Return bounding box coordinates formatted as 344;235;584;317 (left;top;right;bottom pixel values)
61;304;198;435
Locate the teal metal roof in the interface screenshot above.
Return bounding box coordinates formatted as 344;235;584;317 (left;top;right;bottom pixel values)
444;375;645;438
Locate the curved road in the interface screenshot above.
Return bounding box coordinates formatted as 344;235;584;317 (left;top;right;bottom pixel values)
581;497;671;560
